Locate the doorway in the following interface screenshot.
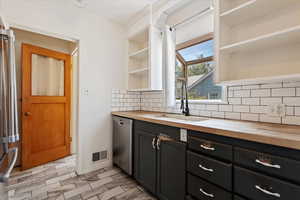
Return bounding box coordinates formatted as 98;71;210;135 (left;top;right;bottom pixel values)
21;44;72;169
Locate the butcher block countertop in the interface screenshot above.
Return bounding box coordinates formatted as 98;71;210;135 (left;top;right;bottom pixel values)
112;111;300;150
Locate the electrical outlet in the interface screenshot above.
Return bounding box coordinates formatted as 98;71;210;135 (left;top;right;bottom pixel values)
268;104;286;117
100;150;108;160
92;152;100;162
92;151;108;162
180;129;187;142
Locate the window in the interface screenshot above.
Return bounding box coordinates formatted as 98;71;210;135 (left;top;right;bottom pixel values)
175;33;223;101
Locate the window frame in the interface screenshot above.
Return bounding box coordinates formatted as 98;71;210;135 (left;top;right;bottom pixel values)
175;33;228;104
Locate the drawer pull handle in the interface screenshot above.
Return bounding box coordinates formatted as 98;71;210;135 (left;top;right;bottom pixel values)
152;138;156;150
198;164;214;172
199;188;214;198
200;144;215;151
255;185;281;198
156;138;161;150
255;159;281;169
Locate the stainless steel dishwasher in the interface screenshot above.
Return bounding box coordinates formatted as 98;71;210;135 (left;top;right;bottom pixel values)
113;116;133;175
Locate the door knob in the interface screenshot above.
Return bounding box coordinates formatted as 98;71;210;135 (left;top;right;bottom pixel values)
24;112;32;116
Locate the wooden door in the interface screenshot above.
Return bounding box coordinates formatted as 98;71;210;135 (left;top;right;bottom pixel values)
157;139;186;200
134;130;157;194
21;44;71;170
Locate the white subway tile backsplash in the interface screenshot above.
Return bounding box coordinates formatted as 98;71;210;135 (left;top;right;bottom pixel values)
286;107;294;116
228;90;234;97
260;83;282;89
206;105;219;111
225;112;241;120
211;111;225;119
111;89;141;111
242;85;260;90
251;89;270;97
228;98;242;105
233;105;250;113
260;98;282;105
283;82;300;88
283;97;300;106
272;88;296;97
190;110;199;116
282;116;300;125
199;111;211;117
219;105;233;112
242;98;260;105
250;106;268;114
260;115;281;124
295;107;300;116
112;80;300;125
234;90;250;97
241;113;259;122
195;104;206;110
229;86;242;90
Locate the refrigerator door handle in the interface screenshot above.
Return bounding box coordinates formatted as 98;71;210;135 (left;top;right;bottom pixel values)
0;147;18;182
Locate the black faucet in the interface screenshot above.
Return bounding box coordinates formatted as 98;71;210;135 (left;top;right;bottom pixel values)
180;80;190;116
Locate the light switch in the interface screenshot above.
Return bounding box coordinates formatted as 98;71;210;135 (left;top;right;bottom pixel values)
83;88;89;96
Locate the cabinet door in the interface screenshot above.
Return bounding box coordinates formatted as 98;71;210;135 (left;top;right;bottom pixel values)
134;130;157;194
157;140;186;200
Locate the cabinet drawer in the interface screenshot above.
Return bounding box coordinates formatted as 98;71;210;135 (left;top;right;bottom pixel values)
187;151;232;191
135;120;158;134
157;124;180;140
234;166;300;200
188;136;232;161
135;120;180;140
188;174;232;200
235;147;300;184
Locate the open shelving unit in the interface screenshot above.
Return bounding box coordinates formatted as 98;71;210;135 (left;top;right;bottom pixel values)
129;47;149;60
215;0;300;85
126;4;163;91
220;25;300;54
128;67;149;75
127;7;163;92
128;27;150;91
220;0;298;26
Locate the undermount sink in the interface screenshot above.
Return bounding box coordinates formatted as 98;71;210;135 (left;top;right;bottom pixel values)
153;113;208;122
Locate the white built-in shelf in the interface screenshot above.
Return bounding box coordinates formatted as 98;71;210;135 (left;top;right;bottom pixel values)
127;20;162;91
220;0;298;26
128;88;163;92
220;25;300;54
218;74;300;86
129;47;148;60
216;0;300;85
127;88;150;92
128;67;148;75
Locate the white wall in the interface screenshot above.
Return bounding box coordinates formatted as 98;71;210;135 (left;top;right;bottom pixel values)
166;0;213;44
3;0;127;174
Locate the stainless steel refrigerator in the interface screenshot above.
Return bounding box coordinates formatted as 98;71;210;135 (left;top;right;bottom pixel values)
0;19;19;199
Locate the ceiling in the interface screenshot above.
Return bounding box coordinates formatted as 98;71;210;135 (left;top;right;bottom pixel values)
75;0;160;25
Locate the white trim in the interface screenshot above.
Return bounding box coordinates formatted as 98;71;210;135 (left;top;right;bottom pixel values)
176;99;228;105
8;21;79;42
8;21;81;175
176;86;228;105
0;15;9;30
218;74;300;86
